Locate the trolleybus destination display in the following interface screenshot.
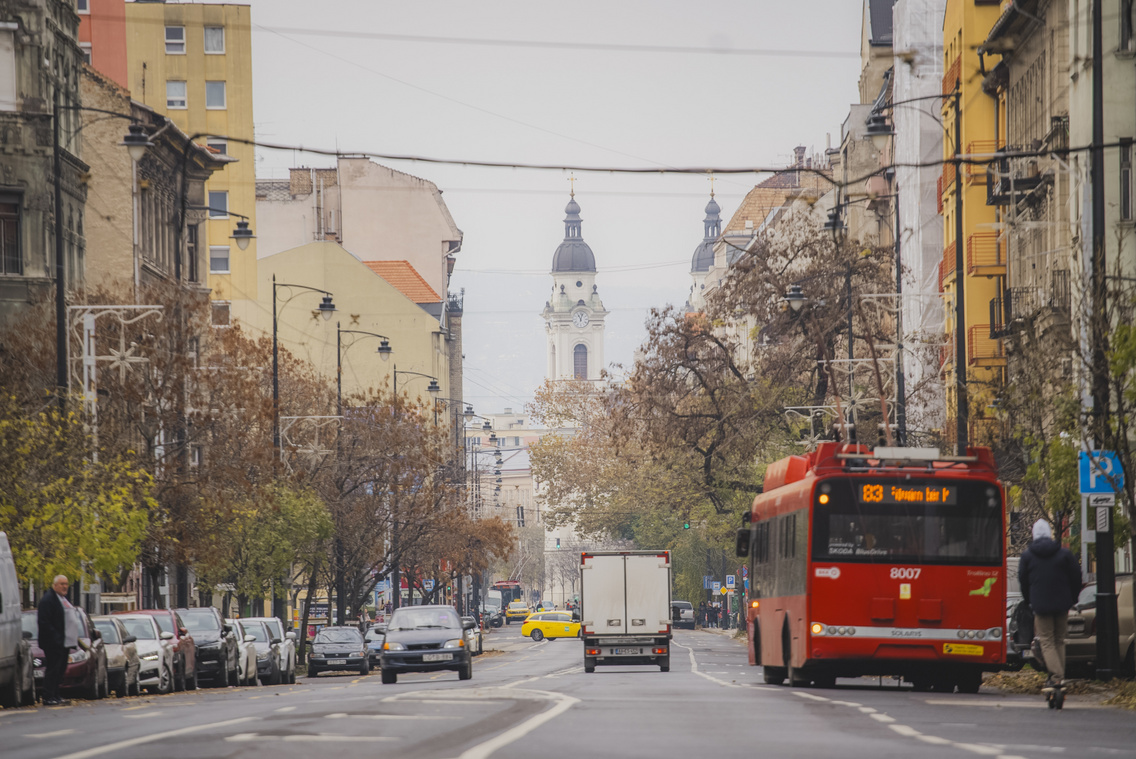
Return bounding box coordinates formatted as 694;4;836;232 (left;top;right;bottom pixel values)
855;483;957;505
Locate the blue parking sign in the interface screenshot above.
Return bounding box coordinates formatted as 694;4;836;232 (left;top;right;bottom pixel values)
1079;450;1124;494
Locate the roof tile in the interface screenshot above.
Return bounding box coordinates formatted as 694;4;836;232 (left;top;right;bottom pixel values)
364;261;442;304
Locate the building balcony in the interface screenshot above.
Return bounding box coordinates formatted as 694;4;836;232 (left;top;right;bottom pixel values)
986;147;1048;206
943;55;961;96
941;160;957;194
968;325;1006;367
967;232;1005;276
964;141;1001;185
941;242;957;286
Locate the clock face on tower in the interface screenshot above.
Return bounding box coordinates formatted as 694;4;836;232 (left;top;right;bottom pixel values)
572;311;590;328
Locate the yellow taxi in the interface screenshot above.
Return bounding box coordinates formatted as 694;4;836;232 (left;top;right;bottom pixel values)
521;610;580;641
504;601;530;624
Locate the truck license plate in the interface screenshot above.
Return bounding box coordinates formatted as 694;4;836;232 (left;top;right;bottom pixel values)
613;648;639;655
423;653;453;662
328;659;347;665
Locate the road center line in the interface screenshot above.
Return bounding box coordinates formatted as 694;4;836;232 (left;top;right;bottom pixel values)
456;690;579;759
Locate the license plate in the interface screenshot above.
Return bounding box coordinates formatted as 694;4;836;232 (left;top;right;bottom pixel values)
328;659;347;665
942;643;983;656
422;653;453;662
612;648;640;655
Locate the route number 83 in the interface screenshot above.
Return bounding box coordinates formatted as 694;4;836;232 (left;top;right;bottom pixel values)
890;567;921;580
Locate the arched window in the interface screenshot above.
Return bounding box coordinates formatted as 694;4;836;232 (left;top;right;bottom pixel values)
573;344;588;380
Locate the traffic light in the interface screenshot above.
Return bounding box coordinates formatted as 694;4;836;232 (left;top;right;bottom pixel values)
556;537;561;549
683;521;690;529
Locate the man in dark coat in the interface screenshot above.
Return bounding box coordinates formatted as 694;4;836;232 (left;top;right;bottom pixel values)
1019;519;1082;686
38;575;74;705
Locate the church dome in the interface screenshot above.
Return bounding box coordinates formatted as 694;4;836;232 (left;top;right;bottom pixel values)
691;240;715;272
552;194;596;273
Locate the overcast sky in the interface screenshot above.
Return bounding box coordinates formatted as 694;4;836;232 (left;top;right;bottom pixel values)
248;0;864;414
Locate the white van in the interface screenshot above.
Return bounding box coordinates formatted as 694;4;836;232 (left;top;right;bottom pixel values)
0;533;34;707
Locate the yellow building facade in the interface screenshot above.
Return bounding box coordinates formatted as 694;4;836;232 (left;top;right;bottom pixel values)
258;242;452;409
941;0;1005;448
124;2;257;314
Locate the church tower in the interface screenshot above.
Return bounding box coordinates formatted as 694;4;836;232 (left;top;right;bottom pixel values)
541;191;607;380
687;191;721;312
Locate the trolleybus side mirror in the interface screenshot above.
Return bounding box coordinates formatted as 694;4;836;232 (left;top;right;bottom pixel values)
735;528;751;558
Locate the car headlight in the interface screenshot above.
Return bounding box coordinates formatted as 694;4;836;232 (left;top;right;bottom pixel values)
443;639;464;649
383;642;405;651
256;652;269;661
198;641;221;651
141;653;159;661
68;649;89;663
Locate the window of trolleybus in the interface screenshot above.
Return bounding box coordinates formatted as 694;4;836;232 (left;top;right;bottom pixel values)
811;479;1003;566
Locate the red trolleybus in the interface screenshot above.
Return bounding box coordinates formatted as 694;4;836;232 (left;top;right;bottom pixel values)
491;580;524;606
736;443;1006;693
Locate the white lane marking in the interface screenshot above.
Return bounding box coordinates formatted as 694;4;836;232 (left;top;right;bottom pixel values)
52;717;256;759
227;733;396;743
791;692;1025;759
123;711;163;719
502;677;542;689
671;640;772;690
923;698;1101;710
456;690;578;759
25;729;75;738
275;706;296;712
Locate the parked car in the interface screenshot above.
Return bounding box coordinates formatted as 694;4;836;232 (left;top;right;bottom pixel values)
238;620;282;685
91;616;140;698
521;610;580;642
176;607;239;687
462;616;483;655
0;533;35;708
308;626;368;677
1063;575;1136;678
114;614;175;694
227;619;259;686
116;609;196;691
504;601;530;624
364;625;385;669
379;605;474;684
24;606;109;700
245;617;296;684
671;601;696;630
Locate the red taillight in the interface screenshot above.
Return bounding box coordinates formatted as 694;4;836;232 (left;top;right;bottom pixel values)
652;647;667;655
586;648;600;656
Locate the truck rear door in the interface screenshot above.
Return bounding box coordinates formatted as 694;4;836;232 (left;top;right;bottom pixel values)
581;553;629;635
625;553;671;635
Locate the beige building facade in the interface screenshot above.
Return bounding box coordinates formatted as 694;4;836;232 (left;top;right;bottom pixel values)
256;159;463;302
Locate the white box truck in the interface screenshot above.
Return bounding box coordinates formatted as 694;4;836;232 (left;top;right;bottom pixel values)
579;550;672;673
0;533;35;707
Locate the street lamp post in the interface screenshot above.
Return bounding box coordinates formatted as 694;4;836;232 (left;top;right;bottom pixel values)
272;276;336;462
389;367;441;610
335;324;392;416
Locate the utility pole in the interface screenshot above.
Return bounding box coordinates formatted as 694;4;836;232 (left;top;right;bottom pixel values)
952;91;968;454
1090;0;1119;681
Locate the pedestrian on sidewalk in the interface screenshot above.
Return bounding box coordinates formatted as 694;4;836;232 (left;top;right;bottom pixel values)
38;575;78;706
698;601;706;628
1019;518;1081;688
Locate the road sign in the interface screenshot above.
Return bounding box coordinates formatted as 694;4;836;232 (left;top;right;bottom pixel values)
725;575;736;590
703;576;714;590
740;566;748;578
1089;493;1116;507
424;579;435;591
1097;506;1111;533
720;587;729;595
712;582;721;594
1079;450;1124;494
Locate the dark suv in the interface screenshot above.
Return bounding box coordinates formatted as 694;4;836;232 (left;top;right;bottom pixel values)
176;607;238;687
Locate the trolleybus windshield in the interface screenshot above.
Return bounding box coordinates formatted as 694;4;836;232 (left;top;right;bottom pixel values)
811;478;1002;566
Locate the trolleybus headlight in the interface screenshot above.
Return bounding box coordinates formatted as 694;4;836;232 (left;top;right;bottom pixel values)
957;630;967;639
811;623;824;635
967;631;977;639
846;627;855;635
837;627;847;635
819;494;830;504
976;631;986;639
990;628;1002;639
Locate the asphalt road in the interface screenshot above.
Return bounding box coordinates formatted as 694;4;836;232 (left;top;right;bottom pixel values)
1;625;1133;759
